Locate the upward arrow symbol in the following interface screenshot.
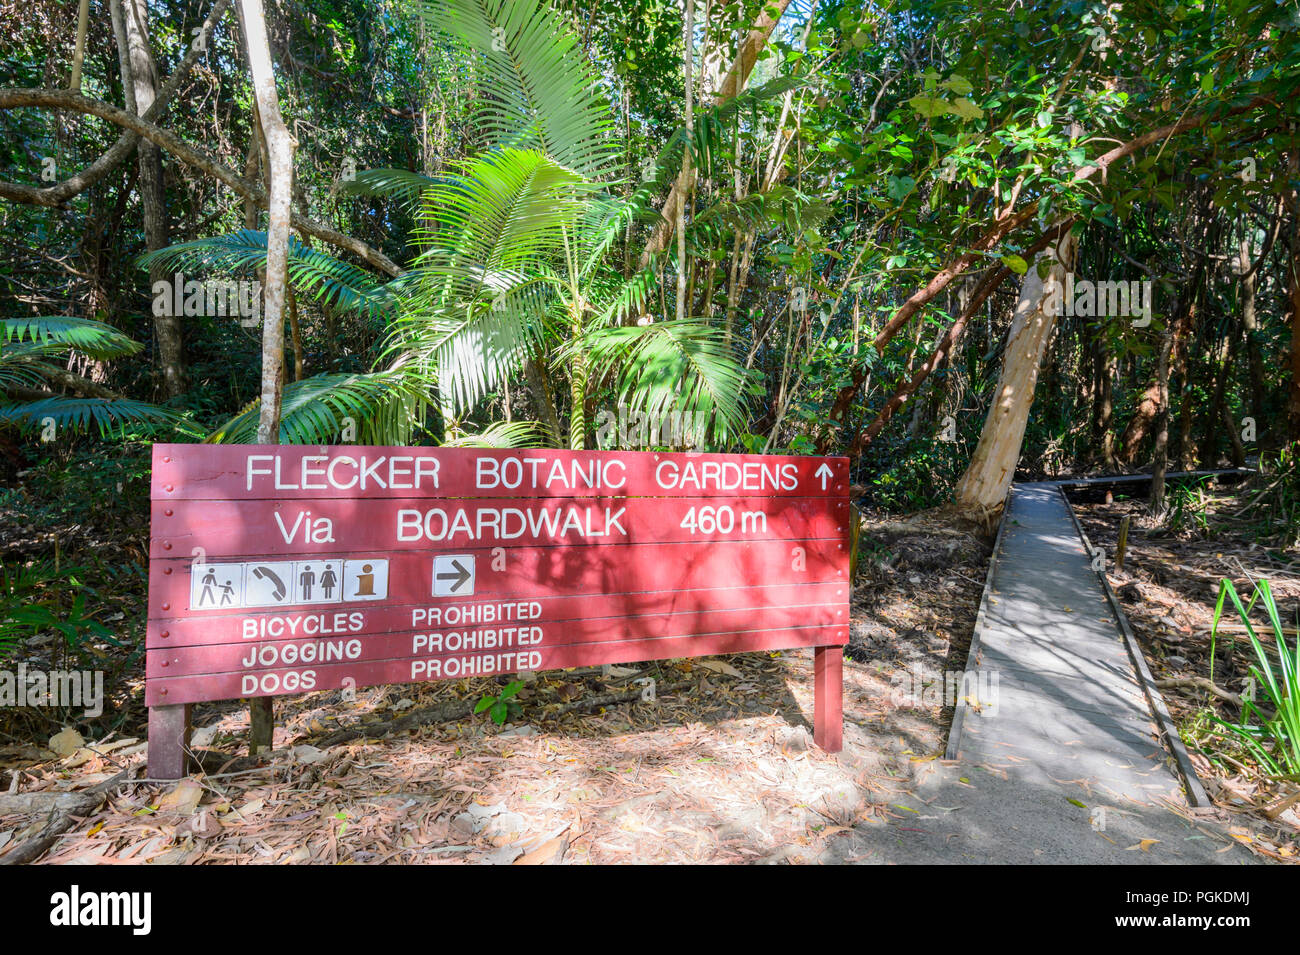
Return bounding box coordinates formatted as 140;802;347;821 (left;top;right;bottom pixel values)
814;462;834;491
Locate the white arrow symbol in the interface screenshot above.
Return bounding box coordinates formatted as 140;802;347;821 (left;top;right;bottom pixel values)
815;462;834;490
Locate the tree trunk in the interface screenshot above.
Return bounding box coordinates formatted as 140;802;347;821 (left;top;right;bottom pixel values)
1119;379;1161;466
1289;238;1300;440
1206;325;1246;468
1239;234;1265;429
1090;325;1117;468
672;0;694;325
1172;307;1197;471
240;0;294;752
1149;303;1188;514
69;0;90;91
1174;366;1197;471
523;356;562;444
953;227;1077;512
240;0;293;444
112;0;185;398
1287;149;1300;440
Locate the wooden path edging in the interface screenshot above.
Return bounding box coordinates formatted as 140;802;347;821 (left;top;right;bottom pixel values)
943;486;1012;761
1058;489;1210;807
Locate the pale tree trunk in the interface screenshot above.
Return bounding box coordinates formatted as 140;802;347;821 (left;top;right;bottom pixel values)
240;0;294;752
69;0;90;91
954;227;1077;512
240;0;293;444
722;3;814;339
673;0;694;324
112;0;185;398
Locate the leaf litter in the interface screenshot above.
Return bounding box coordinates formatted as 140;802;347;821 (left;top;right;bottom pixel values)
1;511;996;864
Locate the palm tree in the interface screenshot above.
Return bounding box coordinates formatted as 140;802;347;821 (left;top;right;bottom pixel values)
391;0;756;450
138;0;816;449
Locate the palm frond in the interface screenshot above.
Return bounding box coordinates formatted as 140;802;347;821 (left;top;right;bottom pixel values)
341;168;441;207
3;317;142;360
443;419;552;447
575;193;661;280
0;397;181;436
0;354;56;391
137;230;394;319
410;0;619;180
206;371;416;445
571;319;750;445
687;186;833;249
587;262;660;328
391;148;581;413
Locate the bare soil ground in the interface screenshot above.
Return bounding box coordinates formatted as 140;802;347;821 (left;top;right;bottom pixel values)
0;507;991;865
1071;485;1300;863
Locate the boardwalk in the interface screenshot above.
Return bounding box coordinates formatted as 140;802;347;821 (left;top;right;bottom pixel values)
950;483;1196;803
826;481;1257;864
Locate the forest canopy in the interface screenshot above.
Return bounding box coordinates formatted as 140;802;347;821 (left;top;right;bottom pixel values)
1;0;1298;512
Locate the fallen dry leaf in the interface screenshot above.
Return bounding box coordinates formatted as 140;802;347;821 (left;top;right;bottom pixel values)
48;727;84;757
156;778;204;815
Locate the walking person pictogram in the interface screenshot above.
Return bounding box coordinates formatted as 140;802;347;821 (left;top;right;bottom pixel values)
199;568;217;606
219;579;235;605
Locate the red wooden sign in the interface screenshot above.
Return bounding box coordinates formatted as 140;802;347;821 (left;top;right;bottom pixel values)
146;444;851;778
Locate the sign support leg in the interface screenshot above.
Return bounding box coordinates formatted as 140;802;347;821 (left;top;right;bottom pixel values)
249;697;274;754
147;703;192;779
813;646;843;752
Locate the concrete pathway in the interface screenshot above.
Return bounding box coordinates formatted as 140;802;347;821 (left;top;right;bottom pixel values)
823;482;1258;863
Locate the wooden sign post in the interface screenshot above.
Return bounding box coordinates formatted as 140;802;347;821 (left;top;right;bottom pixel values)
146;445;850;778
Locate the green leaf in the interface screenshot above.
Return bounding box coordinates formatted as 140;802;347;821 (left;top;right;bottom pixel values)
207;371;413;445
3;317;142;360
1001;254;1029;275
942;74;973;95
908;94;951;118
886;175;916;202
0;398;182;437
137;230;395;320
950;98;984;121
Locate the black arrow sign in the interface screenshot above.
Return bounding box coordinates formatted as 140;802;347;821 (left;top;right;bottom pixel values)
436;559;472;593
